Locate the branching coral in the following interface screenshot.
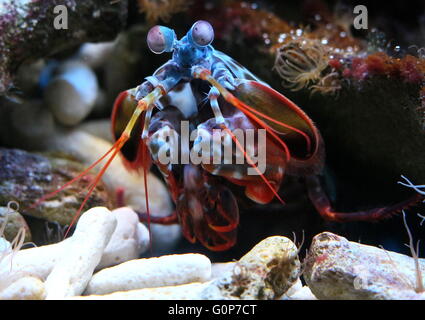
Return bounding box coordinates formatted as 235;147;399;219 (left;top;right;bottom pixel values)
137;0;191;25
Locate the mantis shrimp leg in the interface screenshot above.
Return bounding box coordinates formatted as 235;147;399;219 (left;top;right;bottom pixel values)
193;66;286;204
306;175;424;222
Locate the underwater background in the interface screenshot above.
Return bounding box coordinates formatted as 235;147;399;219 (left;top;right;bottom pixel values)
0;0;424;266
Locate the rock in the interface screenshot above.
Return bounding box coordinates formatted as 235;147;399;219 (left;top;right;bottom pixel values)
215;235;300;299
78;119;114;143
0;206;31;243
44;207;117;299
15;60;46;96
8;100;57;150
85;253;212;295
0;203;28;270
304;232;425;300
0;148;111;226
97;207;150;270
0;0;127;95
77;42;116;69
285;286;317;300
45;61;99;126
0;276;46;300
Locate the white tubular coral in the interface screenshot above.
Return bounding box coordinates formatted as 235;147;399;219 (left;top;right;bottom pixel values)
0;207;148;286
97;207;150;270
74;282;207;300
44;207;117;299
85;254;212;295
44;61;99;126
75;236;300;300
0;277;46;300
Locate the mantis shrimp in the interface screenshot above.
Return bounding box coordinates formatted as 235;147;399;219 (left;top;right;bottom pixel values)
36;21;422;251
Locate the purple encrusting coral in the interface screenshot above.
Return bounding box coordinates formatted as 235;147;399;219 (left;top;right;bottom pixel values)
0;0;127;95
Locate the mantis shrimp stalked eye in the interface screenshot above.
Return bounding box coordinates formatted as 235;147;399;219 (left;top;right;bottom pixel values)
189;20;214;47
147;25;176;54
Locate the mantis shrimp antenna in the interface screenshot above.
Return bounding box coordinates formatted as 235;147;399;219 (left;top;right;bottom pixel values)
141;142;152;250
398;175;425;195
32;88;164;236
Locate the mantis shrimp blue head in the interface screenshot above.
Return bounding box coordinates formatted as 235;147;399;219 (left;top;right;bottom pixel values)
145;21;216;74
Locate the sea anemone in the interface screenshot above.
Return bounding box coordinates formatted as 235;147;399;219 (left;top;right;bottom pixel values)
137;0;192;25
310;72;342;96
273;39;330;91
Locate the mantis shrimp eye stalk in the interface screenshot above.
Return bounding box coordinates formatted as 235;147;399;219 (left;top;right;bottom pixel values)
189;20;214;47
147;25;176;54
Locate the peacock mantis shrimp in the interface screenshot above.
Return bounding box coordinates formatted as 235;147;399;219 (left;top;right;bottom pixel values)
35;21;423;251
